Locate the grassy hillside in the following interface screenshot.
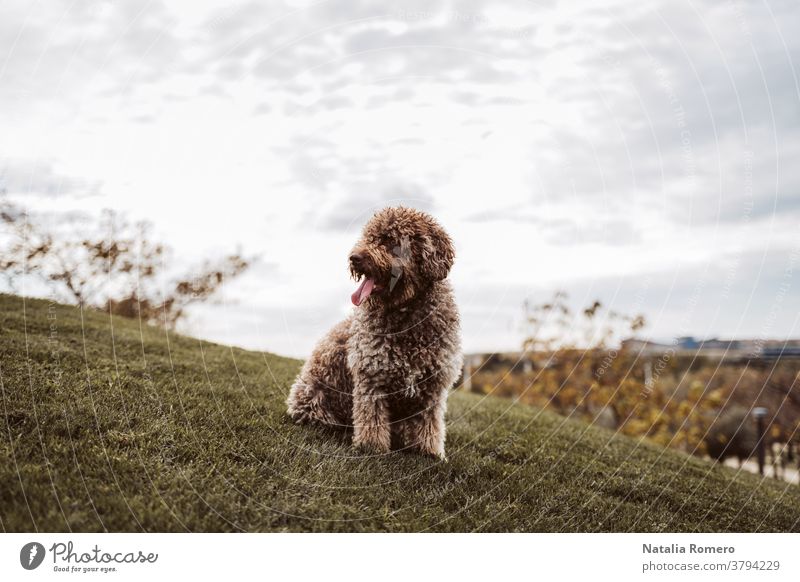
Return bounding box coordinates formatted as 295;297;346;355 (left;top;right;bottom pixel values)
1;294;798;532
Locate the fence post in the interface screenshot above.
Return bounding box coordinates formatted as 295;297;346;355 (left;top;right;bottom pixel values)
753;407;768;476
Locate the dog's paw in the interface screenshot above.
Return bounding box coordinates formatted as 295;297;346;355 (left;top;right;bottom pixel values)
286;408;307;425
414;440;446;460
422;448;447;461
354;443;389;456
354;440;391;456
417;448;447;462
353;429;391;454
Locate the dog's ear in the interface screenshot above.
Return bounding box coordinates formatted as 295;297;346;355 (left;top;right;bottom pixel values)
420;228;455;281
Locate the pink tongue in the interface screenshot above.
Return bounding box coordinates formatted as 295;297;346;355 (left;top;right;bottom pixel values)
351;277;375;306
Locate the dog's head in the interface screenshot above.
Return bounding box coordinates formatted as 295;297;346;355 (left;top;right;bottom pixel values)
348;206;455;308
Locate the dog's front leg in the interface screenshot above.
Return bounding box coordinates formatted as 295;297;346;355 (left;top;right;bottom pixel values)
408;391;448;460
352;385;391;453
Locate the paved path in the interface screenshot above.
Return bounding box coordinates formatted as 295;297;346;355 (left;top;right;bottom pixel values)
723;458;799;485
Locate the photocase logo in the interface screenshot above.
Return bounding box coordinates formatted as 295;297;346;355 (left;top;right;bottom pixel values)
20;542;46;570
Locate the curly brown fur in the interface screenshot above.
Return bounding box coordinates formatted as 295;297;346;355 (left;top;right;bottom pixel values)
286;207;463;458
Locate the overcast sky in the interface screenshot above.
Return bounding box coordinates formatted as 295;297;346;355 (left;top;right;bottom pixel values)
1;0;799;357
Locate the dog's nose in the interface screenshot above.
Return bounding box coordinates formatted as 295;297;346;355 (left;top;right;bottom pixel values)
349;252;364;265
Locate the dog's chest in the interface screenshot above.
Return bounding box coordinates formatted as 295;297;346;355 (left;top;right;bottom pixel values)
347;307;445;389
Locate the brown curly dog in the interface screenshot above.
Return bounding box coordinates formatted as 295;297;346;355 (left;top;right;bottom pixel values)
286;206;463;458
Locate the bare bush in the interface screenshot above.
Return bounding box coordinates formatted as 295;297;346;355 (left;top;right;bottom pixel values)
0;198;253;328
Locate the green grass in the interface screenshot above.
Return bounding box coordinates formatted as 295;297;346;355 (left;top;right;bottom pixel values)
1;293;798;532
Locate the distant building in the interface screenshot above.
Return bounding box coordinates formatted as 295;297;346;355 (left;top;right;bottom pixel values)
620;338;673;356
621;336;800;360
675;336;699;349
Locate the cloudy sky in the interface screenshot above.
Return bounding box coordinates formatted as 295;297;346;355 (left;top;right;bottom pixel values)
1;0;799;357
